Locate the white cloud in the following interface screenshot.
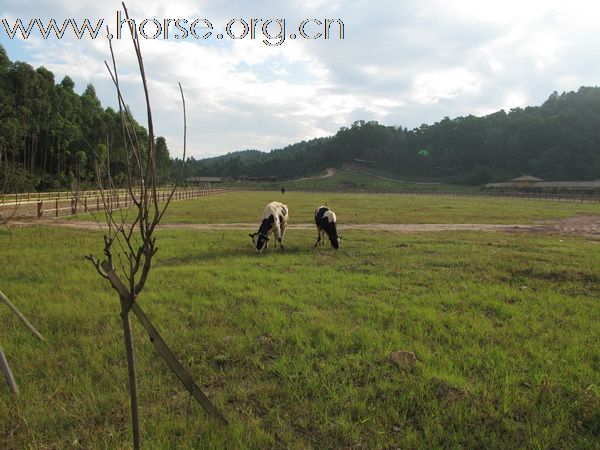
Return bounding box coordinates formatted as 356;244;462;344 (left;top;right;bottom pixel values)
411;68;482;104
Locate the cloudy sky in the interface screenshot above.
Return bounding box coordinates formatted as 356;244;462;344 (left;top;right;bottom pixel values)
2;0;600;159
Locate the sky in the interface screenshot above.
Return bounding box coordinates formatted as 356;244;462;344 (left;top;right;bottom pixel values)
2;0;600;159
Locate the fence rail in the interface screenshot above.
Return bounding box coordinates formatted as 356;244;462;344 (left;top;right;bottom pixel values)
1;188;239;220
240;187;600;203
2;187;599;221
0;188;217;206
386;190;600;202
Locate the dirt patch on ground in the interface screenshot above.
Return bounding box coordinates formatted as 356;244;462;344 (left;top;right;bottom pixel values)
9;214;600;238
533;214;600;238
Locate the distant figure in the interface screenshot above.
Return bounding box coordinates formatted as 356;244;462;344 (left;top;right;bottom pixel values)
281;186;286;195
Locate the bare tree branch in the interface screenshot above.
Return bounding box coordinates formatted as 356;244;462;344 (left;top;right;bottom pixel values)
86;5;226;447
157;83;187;224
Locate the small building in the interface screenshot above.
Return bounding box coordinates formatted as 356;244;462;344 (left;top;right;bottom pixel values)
485;177;600;193
188;176;222;188
510;175;544;187
353;158;377;167
534;180;600;191
239;176;259;183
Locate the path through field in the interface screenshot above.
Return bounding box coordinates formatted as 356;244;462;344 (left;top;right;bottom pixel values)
293;167;336;181
12;214;600;238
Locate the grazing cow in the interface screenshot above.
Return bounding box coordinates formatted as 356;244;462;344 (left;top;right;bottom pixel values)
249;201;289;252
314;205;341;249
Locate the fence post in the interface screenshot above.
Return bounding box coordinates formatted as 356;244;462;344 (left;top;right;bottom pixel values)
55;199;59;218
71;198;76;215
37;201;43;219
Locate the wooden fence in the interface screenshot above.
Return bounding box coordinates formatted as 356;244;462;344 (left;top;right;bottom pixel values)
242;187;600;203
1;188;239;220
386;190;600;202
3;187;599;221
1;189;134;204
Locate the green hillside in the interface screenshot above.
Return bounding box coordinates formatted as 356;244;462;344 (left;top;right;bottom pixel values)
180;87;600;185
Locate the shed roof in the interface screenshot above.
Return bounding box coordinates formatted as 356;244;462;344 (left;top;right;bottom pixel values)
188;176;222;182
510;175;544;182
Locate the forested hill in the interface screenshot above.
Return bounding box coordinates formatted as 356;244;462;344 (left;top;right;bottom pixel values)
3;41;599;190
0;45;171;192
181;86;600;184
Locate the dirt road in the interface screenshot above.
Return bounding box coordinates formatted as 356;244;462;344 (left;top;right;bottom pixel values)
11;215;600;238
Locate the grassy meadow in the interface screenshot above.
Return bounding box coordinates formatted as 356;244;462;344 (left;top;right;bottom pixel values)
76;190;600;225
1;191;600;449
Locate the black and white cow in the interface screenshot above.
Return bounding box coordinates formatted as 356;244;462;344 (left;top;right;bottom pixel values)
314;205;341;249
249;201;289;252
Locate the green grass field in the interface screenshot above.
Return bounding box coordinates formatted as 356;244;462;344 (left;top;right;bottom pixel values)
77;190;600;225
2;192;600;449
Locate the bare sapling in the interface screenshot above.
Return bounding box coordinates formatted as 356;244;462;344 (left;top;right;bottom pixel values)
85;3;226;449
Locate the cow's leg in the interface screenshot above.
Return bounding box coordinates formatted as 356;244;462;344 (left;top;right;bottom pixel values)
278;226;286;250
314;228;321;247
269;230;275;248
273;222;284;250
280;223;287;249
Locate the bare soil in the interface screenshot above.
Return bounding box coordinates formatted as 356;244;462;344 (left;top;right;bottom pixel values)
10;214;600;239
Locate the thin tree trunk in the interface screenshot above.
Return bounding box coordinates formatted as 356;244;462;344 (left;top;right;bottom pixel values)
0;346;19;395
120;308;140;450
43;142;48;181
31;135;36;173
0;290;45;341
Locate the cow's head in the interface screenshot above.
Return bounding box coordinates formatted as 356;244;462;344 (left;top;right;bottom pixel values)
249;232;269;252
330;234;341;250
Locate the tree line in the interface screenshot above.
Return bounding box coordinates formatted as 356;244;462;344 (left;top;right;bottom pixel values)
0;45;171;193
179;86;600;184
